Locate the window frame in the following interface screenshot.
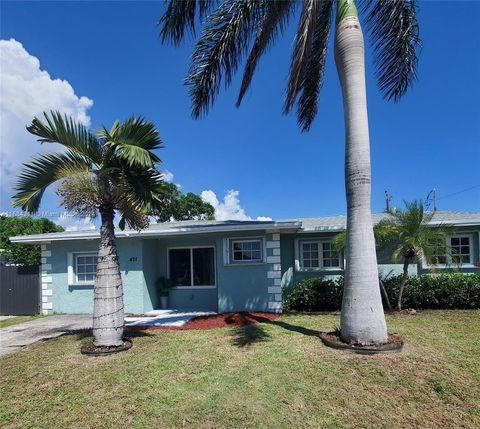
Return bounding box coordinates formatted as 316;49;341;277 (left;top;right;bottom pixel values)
74;252;98;285
295;239;343;271
448;234;474;265
230;238;264;264
426;234;475;268
422;233;477;268
167;245;216;289
224;237;266;266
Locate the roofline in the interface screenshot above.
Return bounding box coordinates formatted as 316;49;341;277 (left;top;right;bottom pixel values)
9;221;302;244
298;218;480;233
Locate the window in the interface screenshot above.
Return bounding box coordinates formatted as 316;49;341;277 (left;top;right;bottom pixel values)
322;242;340;267
298;240;342;270
301;242;319;268
76;254;97;283
168;247;215;287
431;242;448;265
426;234;474;267
230;239;263;263
449;236;472;265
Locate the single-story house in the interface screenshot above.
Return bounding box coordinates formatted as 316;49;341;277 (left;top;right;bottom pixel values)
10;211;480;315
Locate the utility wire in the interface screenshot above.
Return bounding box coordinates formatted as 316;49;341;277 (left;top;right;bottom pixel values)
437;184;480;201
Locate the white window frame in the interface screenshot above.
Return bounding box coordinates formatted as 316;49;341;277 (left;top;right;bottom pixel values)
68;251;98;285
295;239;343;271
448;234;474;265
424;233;475;268
167;246;216;289
223;237;266;266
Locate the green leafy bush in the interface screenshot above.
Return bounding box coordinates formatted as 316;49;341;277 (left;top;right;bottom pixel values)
284;274;480;311
383;273;480;309
283;277;344;311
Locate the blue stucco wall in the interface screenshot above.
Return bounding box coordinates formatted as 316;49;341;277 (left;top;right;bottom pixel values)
44;226;479;315
215;231;272;313
48;237;146;314
142;239;159;312
280;229;480;290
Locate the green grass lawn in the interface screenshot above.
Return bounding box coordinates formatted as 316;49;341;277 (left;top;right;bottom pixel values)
0;315;44;329
1;311;479;429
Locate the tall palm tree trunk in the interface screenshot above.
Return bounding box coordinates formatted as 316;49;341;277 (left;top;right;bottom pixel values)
335;0;387;344
93;205;125;346
397;258;410;311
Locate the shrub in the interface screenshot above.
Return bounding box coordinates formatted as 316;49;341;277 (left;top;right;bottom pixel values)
383;273;480;309
283;277;344;311
284;273;480;311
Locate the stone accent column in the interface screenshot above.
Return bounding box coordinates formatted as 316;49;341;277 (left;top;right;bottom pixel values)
266;232;282;313
40;243;53;315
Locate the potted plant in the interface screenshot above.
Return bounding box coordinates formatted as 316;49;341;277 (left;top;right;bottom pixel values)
156;276;173;309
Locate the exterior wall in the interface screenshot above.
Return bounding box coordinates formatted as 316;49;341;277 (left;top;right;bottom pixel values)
281;228;480;289
215;231;280;313
142;239;159;312
48;238;146;314
43;225;480;315
280;233;344;291
418;227;480;274
154;230;277;312
156;234;218;311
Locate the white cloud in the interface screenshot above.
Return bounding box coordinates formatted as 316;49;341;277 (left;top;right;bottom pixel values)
55;214;96;231
162;170;174;183
201;189;272;221
0;39;93;196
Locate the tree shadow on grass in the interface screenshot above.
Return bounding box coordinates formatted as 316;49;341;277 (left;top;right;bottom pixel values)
249;315;320;338
38;328;155;345
230;324;271;348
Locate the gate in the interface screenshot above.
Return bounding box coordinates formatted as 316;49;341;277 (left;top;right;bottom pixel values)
0;266;40;315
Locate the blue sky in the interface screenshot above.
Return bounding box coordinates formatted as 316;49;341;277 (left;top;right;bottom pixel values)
1;0;479;227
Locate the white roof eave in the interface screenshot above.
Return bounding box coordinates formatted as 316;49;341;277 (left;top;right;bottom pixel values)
9;222;302;244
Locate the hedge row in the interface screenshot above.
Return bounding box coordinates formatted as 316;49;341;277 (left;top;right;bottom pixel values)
283;273;480;311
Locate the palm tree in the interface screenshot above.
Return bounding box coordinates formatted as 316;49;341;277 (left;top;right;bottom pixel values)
375;201;451;311
159;0;420;344
12;111;164;348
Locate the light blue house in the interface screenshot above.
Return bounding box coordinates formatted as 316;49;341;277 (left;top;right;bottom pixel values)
10;211;480;315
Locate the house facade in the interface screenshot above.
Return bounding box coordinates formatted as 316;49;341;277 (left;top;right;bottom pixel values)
10;211;480;315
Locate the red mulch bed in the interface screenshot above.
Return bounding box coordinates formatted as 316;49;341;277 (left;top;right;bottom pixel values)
125;312;278;332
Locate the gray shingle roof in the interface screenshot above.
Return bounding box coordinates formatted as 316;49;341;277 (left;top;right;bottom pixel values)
9;211;480;243
289;210;480;232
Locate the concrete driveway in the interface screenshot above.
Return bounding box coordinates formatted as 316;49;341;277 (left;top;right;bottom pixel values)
0;315;92;356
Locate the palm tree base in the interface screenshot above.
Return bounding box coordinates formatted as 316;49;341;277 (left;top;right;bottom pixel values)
320;331;404;355
81;337;133;356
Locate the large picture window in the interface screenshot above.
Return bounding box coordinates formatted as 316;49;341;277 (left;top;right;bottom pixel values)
298;240;342;270
168;247;216;287
76;254;97;283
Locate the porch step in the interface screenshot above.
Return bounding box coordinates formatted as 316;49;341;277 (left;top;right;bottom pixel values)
125;310;215;327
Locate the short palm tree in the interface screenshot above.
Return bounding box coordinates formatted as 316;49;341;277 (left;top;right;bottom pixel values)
12;111;164;347
160;0;420;344
375;201;451;310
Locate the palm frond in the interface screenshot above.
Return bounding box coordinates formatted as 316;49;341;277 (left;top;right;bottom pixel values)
27;111;102;164
236;0;294;107
283;0;322;115
115;168;164;215
185;0;266;118
332;231;346;252
160;0;215;45
100;117;163;168
296;0;333;131
361;0;421;101
12;151;93;214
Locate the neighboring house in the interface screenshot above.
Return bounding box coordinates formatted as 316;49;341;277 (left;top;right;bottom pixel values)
10;211;480;315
